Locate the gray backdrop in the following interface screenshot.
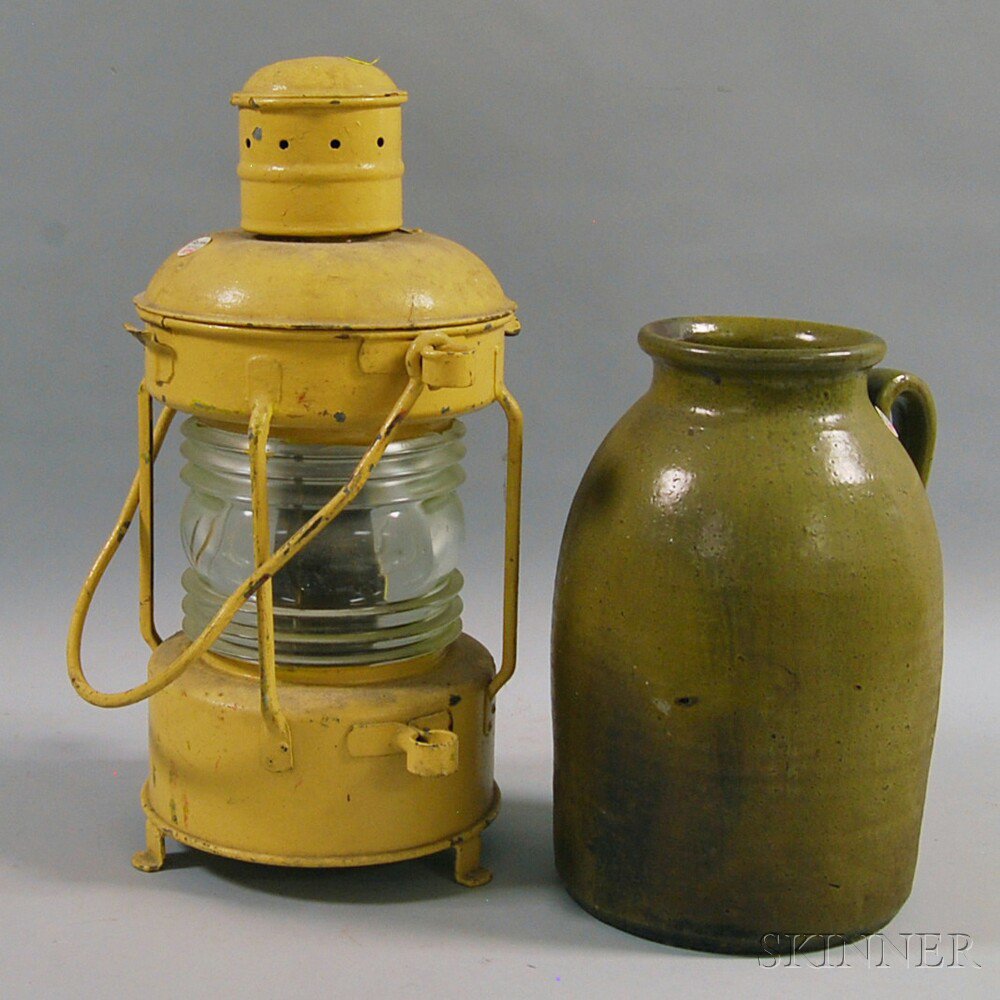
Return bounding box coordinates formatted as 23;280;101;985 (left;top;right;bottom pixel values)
1;3;996;997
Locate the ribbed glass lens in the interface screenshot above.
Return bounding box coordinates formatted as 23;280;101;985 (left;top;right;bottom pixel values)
179;418;465;664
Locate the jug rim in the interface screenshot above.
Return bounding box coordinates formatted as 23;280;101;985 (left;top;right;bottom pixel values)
639;316;887;373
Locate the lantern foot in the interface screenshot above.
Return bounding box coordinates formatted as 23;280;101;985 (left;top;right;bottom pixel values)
132;819;167;872
452;832;491;887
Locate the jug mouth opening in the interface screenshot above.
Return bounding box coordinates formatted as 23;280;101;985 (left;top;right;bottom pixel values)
639;316;887;374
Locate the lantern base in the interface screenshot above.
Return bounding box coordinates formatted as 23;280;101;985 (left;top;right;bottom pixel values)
132;783;498;886
135;631;498;886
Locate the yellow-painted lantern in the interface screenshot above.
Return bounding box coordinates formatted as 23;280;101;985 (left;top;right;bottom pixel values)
67;57;522;886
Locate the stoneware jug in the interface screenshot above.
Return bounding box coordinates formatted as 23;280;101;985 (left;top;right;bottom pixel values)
552;316;942;954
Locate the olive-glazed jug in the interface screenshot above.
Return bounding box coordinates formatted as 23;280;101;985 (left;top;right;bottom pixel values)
552;316;942;954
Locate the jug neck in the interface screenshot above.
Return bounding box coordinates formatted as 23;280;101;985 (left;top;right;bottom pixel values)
641;316;885;407
648;359;873;414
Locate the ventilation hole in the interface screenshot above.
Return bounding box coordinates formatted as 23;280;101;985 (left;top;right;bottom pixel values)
330;138;341;149
278;139;289;150
376;136;385;147
244;138;251;148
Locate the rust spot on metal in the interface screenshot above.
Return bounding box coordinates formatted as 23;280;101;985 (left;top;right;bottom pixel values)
299;520;324;541
243;574;269;599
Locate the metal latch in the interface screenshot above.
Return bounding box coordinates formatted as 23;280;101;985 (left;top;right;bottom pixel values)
406;332;475;389
347;710;458;777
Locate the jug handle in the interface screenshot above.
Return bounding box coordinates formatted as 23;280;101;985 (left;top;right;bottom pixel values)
867;368;936;486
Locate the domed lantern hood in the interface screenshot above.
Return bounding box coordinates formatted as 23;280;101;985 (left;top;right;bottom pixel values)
134;229;517;331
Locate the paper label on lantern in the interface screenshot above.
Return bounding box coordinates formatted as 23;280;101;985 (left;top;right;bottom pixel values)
176;235;212;257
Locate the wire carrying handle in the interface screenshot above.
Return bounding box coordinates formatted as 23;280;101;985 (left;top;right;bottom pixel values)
69;343;431;708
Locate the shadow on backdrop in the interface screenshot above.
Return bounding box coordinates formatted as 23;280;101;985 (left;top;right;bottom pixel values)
1;737;699;954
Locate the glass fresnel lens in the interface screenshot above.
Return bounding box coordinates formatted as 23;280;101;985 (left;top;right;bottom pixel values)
179;420;467;665
68;57;523;887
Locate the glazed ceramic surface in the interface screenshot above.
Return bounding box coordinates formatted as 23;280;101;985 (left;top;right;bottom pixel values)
552;317;942;954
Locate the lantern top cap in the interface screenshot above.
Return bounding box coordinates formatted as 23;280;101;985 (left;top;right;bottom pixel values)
233;57;407;235
232;56;407;109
